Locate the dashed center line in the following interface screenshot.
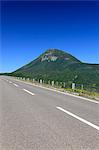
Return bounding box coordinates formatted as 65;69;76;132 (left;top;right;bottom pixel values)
13;83;19;87
56;106;99;131
9;81;12;84
23;89;35;96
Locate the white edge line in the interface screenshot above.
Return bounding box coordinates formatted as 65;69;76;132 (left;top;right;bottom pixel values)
56;106;99;131
9;81;12;84
23;89;35;96
13;83;19;87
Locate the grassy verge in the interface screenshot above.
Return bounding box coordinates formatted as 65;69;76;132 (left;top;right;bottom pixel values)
64;88;99;100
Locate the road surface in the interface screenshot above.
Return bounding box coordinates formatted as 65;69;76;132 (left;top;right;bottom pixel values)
0;76;99;150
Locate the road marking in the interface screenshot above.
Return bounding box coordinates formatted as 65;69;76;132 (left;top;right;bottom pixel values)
9;81;12;84
56;106;99;131
23;89;35;96
13;83;19;87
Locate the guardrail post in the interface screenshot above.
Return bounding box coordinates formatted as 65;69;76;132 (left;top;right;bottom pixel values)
63;82;66;88
72;83;75;91
52;81;54;86
56;81;58;86
48;80;50;85
60;82;62;87
40;79;42;84
33;79;35;83
81;84;84;91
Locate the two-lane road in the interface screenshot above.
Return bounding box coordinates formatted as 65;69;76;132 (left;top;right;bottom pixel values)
0;76;99;150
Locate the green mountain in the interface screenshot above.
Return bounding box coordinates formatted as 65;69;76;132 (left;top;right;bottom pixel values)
12;49;99;90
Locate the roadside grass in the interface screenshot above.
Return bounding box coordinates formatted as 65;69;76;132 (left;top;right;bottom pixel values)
64;88;99;100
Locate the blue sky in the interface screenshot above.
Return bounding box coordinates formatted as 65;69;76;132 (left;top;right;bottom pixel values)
1;1;99;72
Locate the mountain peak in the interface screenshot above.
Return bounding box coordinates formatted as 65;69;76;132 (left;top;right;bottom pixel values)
40;48;80;63
44;48;68;55
41;49;58;62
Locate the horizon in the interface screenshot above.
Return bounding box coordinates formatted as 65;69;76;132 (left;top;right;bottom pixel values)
1;48;99;73
1;1;99;72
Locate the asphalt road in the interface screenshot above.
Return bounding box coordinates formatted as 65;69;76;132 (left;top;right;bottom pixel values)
0;76;99;150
